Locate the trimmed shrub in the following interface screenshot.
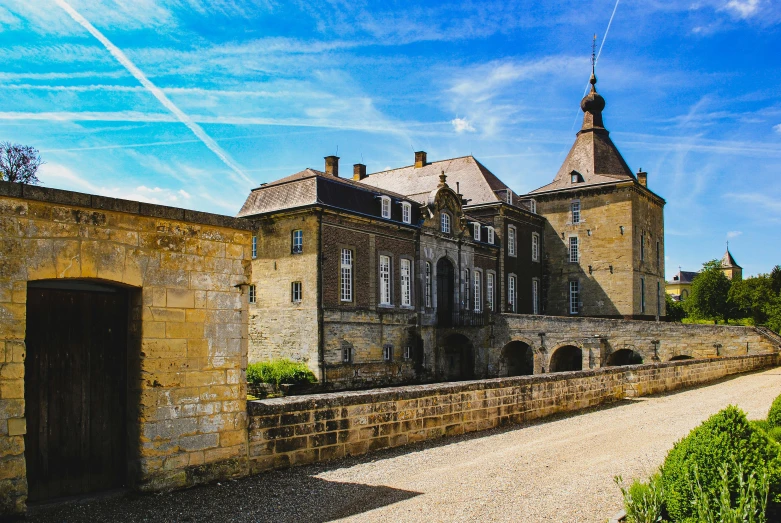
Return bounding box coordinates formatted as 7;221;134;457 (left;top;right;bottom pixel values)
615;473;664;523
768;394;781;428
246;359;317;387
660;406;781;522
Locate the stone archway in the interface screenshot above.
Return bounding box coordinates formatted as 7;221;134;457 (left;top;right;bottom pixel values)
501;341;534;376
442;333;474;380
549;345;582;373
605;349;643;366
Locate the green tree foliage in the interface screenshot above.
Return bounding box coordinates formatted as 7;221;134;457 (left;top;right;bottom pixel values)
728;275;775;325
768;394;781;429
686;260;733;323
770;266;781;295
665;293;687;322
0;142;42;184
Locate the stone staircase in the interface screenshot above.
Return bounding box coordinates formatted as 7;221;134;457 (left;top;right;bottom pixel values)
755;326;781;350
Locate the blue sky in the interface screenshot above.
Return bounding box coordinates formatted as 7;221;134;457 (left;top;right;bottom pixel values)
1;0;780;278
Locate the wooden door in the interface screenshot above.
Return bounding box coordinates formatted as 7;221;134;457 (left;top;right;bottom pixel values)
24;283;128;502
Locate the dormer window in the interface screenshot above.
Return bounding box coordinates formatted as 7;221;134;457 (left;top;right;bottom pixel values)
487;226;495;244
401;202;411;224
529;199;537;214
506;190;513;204
380;196;391;219
570;170;584;183
441;212;451;233
473;223;481;241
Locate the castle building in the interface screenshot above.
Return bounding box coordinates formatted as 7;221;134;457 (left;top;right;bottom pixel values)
666;270;698;301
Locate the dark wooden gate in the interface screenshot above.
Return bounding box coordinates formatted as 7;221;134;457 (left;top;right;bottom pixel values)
24;282;128;502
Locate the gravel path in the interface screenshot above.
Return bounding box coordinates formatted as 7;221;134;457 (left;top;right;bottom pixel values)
27;368;781;523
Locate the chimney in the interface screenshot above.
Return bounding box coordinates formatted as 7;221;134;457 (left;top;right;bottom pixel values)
324;155;339;177
414;151;427;168
637;168;647;188
353;163;367;181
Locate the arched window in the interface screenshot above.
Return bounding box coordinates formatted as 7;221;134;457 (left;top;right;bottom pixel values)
441;212;451;233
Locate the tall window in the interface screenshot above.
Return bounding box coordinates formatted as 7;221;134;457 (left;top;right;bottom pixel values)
383;344;393;361
569;281;579;314
441;212;451;233
404;346;412;360
508;226;517;256
641;277;646;313
571;200;581;224
340;249;353;302
569;236;579;263
529;199;537;214
487;227;495;245
292;230;303;254
402;202;411;224
380;196;391;219
641;231;645;261
251;235;257;258
292;281;302;303
464;268;470;306
249;284;257;304
487;272;495;311
473;223;481;241
342;342;352;363
474;271;482;312
532;279;539;315
425;262;432;308
656;241;660;269
400;259;412;306
508;275;517;312
379;255;391;305
532;233;539;262
657;281;661;317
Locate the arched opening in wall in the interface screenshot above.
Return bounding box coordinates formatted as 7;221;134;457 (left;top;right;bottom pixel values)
24;279;137;502
549;345;582;373
501;341;534;376
436;257;455;326
670;355;694;361
605;349;644;366
442;333;474;381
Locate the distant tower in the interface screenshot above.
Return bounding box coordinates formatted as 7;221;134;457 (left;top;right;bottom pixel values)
721;244;743;280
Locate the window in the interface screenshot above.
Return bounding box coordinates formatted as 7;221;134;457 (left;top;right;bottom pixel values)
508;275;517;312
569;236;579;263
508;226;517;257
657;281;661;317
487;227;495;245
506;190;513;204
379;255;391;305
569;281;579;314
340;249;353;302
401;202;411;224
529;199;537;214
486;272;495;311
464;268;470;306
249;284;256;304
532;279;539;315
441;212;451;233
532;233;539;262
641;277;646;313
404;346;412;360
474;270;482;312
383;344;393;361
342;342;352;363
656;241;660;269
640;231;645;261
571;200;580;224
473;223;481;242
292;230;303;254
292;281;302;303
380;196;391;219
425;262;432;308
401;259;412;307
571;171;582;183
251;235;257;258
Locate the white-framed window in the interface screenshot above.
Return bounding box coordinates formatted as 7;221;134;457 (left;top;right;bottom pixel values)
487;226;495;245
473;223;481;241
401;202;411;224
342;342;352;363
441;212;451;233
487;272;495;311
569;236;579;263
571;200;581;224
425;262;432;308
404;346;412;360
292;281;302;303
401;258;412;307
532;279;539;315
249;284;257;304
474;270;482;312
532;233;539;262
641;277;646;313
508;275;517;313
379;255;391;305
251;235;257;258
292;230;303;254
380;196;391;219
529;199;537;214
569;281;579;314
508;225;517;257
464;268;470;307
340;248;353;302
383;344;393;362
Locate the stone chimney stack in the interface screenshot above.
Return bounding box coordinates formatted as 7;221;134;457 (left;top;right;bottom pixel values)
637;168;647;188
324;156;339;177
414;151;427;168
353;163;367;181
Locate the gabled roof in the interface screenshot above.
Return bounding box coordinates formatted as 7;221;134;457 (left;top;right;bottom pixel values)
721;249;741;269
667;270;698;285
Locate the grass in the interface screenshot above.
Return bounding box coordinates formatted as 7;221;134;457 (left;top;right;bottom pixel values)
246;359;318;387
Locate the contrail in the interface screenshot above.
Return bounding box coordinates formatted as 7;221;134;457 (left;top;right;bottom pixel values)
53;0;253;186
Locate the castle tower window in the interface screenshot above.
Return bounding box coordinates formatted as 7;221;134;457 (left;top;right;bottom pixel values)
569;281;579;315
251;235;257;258
441;212;451;233
532;279;539;315
508;275;517;312
249;284;257;304
473;223;481;241
292;230;303;254
656;241;660;269
342;342;353;363
508;225;517;257
404;346;412;360
641;277;646;313
487;272;495;311
569;236;579;263
641;231;645;261
401;202;411;224
379;255;392;305
400;258;412;307
657;281;661;317
292;281;302;303
341;249;353;302
474;270;482;312
383;344;393;361
532;233;540;262
487;226;495;245
380;196;391;219
571;200;581;224
425;262;432;308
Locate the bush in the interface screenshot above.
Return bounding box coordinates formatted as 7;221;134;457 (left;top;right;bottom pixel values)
660;406;781;522
615;473;665;523
689;462;769;523
246;359;317;387
768;394;781;428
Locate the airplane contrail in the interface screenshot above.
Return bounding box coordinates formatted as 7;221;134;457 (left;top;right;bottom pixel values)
53;0;253;186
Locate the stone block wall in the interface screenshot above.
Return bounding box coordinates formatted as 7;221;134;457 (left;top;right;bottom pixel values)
246;353;778;475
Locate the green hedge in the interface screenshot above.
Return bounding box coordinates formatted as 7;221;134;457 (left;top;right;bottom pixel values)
246;359;317;387
768;394;781;428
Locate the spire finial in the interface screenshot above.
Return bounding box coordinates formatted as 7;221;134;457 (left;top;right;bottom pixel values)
438;170;447;188
589;34;598;92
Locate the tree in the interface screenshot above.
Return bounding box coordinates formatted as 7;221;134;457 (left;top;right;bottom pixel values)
0;142;42;185
685;259;733;323
665;293;687;322
771;265;781;295
728;274;774;325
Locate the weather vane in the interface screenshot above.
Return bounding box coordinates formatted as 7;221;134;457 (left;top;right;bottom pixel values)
591;33;597;73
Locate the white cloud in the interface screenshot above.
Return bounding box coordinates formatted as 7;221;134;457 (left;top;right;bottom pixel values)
451;118;475;133
722;0;761;19
774;123;781;133
725;192;781;214
726;230;742;239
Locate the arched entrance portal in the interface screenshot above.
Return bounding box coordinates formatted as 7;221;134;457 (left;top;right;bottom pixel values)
442;333;474;380
24;280;130;502
549;345;582;373
605;349;643;366
436;258;455;326
501;341;534;376
670;355;694;361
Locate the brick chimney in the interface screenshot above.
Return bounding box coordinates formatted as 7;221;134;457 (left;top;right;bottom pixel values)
637;168;647;188
414;151;427;168
353;163;367;181
324;156;339;177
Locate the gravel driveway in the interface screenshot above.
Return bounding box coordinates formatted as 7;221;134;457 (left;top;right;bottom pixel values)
27;368;781;523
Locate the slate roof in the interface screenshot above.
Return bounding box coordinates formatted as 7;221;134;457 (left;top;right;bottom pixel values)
667;270;698;285
721;249;741;269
